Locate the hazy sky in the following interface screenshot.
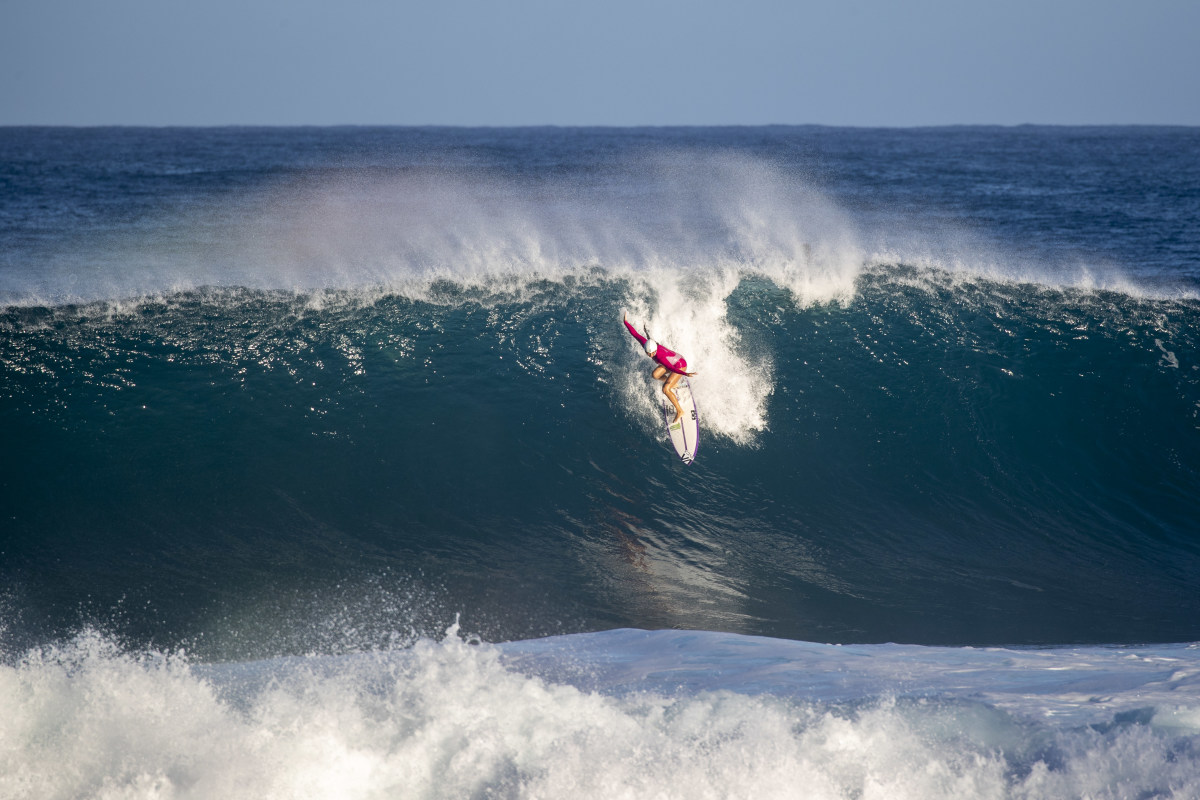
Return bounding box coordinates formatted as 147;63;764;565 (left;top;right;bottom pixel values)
2;0;1197;126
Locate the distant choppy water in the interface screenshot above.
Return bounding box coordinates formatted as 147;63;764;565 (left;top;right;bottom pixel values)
3;126;1200;798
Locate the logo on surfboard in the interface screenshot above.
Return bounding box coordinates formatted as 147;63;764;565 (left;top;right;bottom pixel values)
659;376;699;465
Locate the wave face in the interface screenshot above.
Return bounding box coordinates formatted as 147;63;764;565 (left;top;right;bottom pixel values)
3;125;1200;797
4;266;1199;650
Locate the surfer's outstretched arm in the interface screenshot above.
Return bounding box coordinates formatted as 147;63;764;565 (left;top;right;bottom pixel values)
622;312;648;347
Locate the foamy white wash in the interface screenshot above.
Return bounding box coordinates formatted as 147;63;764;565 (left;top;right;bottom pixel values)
4;627;1200;800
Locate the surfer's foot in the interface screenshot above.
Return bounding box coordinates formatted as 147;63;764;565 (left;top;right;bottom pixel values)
672;413;682;424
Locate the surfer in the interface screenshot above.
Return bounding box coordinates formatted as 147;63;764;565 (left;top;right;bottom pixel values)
623;312;696;423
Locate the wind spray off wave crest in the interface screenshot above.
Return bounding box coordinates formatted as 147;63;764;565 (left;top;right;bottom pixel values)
206;152;866;306
1;149;866;309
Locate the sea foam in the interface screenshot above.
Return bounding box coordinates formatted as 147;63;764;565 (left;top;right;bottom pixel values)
4;627;1200;800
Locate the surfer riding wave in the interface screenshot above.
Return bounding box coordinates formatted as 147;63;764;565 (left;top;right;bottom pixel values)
623;312;697;423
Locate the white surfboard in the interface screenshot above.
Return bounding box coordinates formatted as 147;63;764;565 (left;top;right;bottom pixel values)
661;377;700;465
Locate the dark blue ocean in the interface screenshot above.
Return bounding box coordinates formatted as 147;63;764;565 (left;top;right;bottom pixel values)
3;126;1200;798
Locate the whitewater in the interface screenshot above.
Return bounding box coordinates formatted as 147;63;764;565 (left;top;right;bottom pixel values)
2;126;1199;798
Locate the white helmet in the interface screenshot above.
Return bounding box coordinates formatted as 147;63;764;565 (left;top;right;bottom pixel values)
643;339;658;356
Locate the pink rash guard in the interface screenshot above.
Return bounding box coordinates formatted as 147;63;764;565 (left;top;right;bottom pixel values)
624;318;690;375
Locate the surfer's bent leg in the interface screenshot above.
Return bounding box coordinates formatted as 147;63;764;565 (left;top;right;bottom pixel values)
662;372;684;423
